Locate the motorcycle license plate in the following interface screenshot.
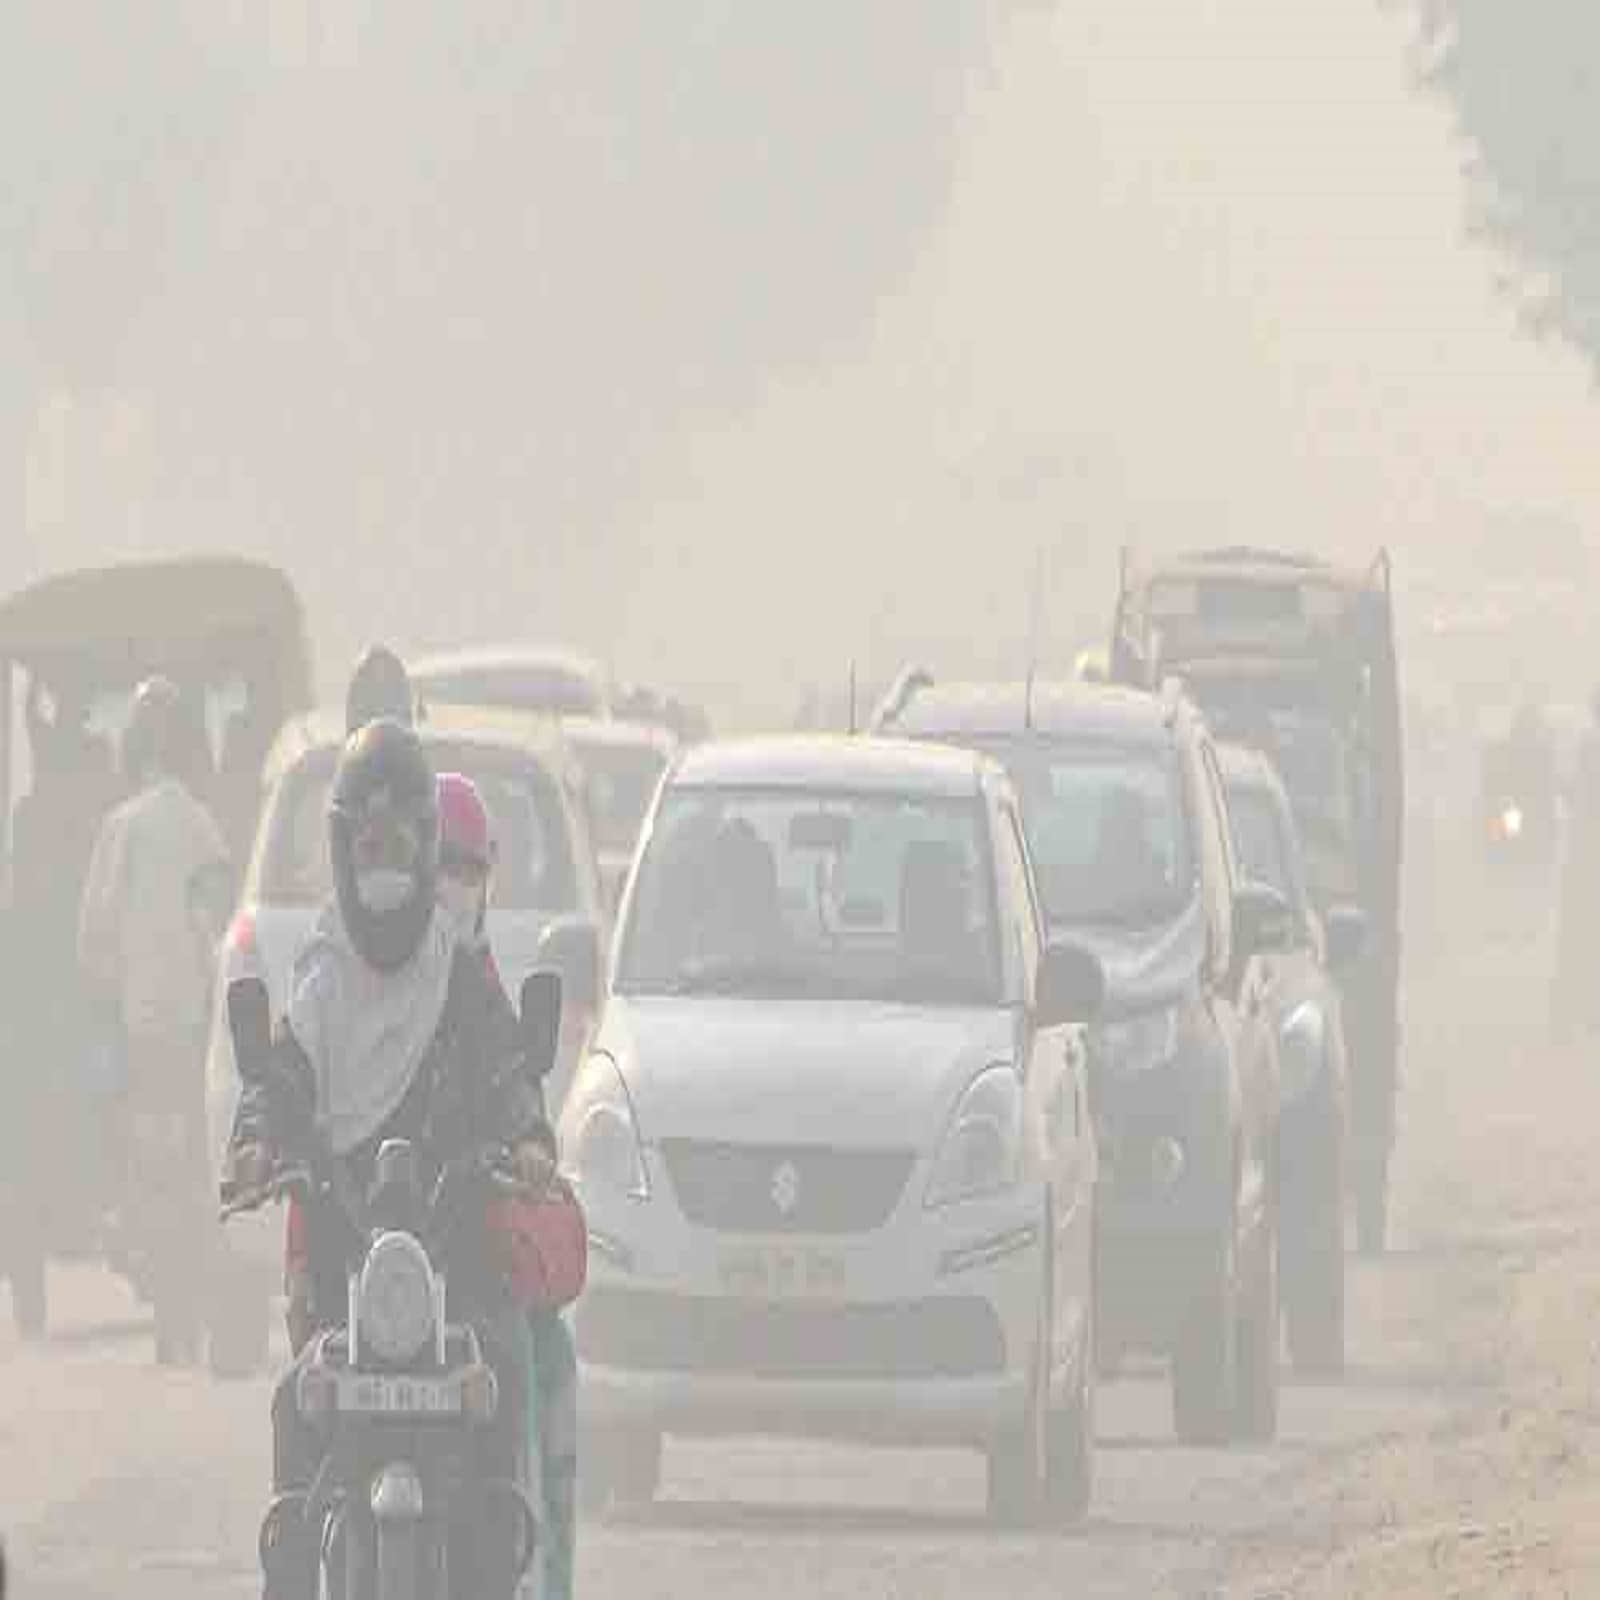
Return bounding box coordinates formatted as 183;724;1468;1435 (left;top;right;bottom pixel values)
334;1374;462;1416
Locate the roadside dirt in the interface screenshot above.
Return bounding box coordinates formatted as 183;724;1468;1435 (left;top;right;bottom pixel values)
1217;899;1600;1598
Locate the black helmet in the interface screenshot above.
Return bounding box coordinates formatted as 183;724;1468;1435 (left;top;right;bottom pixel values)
328;718;439;970
121;676;187;787
346;645;414;736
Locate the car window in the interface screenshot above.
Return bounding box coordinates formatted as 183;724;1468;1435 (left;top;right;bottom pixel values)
572;737;671;853
255;741;578;911
972;737;1193;932
616;784;1002;1006
1225;784;1293;899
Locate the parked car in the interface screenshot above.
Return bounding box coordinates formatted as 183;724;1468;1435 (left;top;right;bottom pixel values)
412;643;610;719
0;556;313;1340
877;676;1286;1444
560;716;677;911
1110;544;1403;1254
1217;742;1366;1376
563;735;1104;1524
202;703;605;1375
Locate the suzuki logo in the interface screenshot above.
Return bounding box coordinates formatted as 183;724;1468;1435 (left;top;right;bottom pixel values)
770;1160;801;1217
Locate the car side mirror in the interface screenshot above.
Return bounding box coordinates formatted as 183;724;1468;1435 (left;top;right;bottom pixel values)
1035;941;1105;1028
226;977;273;1086
1323;904;1367;973
1233;882;1296;960
535;916;603;1016
518;969;563;1082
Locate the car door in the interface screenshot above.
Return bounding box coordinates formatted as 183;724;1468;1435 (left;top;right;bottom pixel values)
996;797;1093;1360
1198;743;1278;1239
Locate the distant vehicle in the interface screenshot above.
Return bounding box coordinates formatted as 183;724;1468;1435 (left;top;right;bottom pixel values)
0;556;312;1338
564;735;1104;1524
1110;545;1404;1255
412;644;610;720
1217;741;1366;1376
203;703;605;1375
559;716;677;911
878;676;1287;1444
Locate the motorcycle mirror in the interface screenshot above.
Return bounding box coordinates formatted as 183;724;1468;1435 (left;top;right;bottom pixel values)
519;969;563;1082
227;977;273;1084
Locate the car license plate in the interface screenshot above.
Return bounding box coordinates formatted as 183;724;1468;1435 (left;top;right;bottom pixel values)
335;1374;462;1416
718;1243;847;1300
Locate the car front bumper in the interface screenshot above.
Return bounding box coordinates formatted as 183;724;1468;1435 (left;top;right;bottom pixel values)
572;1164;1044;1448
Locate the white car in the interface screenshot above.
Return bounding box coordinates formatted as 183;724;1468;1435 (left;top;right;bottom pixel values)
561;735;1104;1523
203;703;606;1374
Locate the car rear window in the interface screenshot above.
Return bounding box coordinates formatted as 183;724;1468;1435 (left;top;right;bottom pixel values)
254;741;578;911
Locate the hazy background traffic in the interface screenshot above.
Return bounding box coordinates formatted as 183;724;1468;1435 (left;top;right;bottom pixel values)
5;3;1598;724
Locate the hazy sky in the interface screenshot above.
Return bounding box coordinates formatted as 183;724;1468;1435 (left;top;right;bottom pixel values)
14;4;1598;726
628;2;1600;719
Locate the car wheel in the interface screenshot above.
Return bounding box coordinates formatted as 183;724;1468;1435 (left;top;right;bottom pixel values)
1356;1158;1389;1257
1171;1225;1237;1446
582;1427;661;1518
9;1247;46;1342
1286;1192;1346;1379
1044;1299;1095;1525
1234;1196;1281;1443
612;1429;663;1508
986;1269;1049;1527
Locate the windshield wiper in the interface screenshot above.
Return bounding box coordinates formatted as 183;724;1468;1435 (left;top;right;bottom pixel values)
656;958;824;998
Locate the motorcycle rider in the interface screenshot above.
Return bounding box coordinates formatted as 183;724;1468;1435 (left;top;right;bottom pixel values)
345;642;415;735
436;771;582;1600
78;677;229;1364
226;720;550;1599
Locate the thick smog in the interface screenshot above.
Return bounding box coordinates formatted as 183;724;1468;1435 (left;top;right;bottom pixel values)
4;6;1600;1599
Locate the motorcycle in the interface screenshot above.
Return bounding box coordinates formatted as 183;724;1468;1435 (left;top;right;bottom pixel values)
221;974;558;1600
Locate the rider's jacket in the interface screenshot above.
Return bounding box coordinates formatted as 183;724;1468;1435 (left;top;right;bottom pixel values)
235;937;548;1330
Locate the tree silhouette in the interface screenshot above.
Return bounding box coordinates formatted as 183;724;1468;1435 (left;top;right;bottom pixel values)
1417;2;1600;370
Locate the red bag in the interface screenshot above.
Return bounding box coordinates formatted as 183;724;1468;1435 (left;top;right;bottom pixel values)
486;1182;588;1310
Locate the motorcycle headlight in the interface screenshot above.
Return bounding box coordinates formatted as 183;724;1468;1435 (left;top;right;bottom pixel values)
926;1065;1024;1208
356;1231;436;1365
561;1052;651;1202
1098;1004;1181;1076
1278;1000;1327;1105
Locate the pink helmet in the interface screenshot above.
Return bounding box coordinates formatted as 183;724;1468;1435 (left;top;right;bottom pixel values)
436;771;493;872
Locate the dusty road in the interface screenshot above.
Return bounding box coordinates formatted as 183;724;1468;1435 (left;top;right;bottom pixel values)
4;869;1595;1599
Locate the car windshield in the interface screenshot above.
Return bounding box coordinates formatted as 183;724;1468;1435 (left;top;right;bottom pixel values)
256;741;577;911
572;736;671;852
974;739;1192;930
616;785;1002;1006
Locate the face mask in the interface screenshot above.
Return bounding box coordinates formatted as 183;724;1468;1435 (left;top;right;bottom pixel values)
355;868;415;915
438;876;483;946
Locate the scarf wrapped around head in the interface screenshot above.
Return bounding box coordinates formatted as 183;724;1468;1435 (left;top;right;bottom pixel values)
287;900;456;1155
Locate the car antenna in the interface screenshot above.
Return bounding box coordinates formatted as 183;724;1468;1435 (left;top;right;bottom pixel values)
1024;544;1046;731
848;660;858;735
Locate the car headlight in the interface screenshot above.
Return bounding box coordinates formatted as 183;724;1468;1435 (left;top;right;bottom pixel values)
1278;1000;1327;1104
356;1231;435;1365
561;1052;651;1202
926;1065;1024;1208
1098;1004;1181;1075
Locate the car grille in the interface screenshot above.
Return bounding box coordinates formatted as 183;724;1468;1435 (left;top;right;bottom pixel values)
576;1289;1005;1380
659;1140;915;1234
